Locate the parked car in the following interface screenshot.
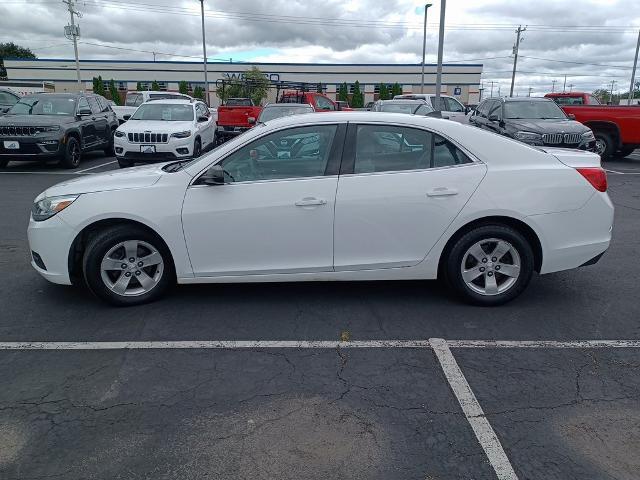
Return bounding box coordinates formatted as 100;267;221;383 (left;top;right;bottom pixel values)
545;92;640;159
279;91;352;111
364;101;375;111
114;98;215;168
371;99;435;115
215;98;263;145
256;103;314;123
0;88;20;114
335;100;351;110
0;92;118;169
469;97;596;151
112;91;193;124
28;112;612;307
393;93;468;122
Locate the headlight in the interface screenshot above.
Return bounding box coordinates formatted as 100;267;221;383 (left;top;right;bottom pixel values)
171;130;192;139
36;126;61;133
114;130;125;138
514;131;543;142
582;130;595;140
32;195;79;222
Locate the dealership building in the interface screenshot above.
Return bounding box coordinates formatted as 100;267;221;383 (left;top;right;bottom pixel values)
3;58;483;106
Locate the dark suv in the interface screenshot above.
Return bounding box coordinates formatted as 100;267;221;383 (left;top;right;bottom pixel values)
0;88;20;114
469;97;596;151
0;93;118;169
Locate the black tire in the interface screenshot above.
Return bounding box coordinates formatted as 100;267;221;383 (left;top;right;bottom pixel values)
615;146;635;158
104;129;115;156
0;159;8;169
594;131;615;161
82;225;174;306
444;224;534;306
59;136;82;169
117;157;133;168
193;138;202;158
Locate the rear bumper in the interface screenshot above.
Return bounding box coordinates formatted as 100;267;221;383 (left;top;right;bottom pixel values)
528;192;614;274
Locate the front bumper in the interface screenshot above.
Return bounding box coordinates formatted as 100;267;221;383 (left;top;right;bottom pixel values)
516;137;596;152
0;134;64;160
114;135;193;163
27;214;76;285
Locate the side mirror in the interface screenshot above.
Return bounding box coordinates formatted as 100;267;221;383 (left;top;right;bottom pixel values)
198;115;209;123
567;113;576;120
465;106;471;114
78;108;92;116
247;117;256;125
200;164;225;185
488;114;499;122
122;114;131;121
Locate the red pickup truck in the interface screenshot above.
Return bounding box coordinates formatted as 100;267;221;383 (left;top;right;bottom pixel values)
215;98;262;145
545;92;640;159
279;92;352;112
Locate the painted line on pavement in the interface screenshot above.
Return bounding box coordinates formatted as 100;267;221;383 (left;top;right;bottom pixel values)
75;160;117;173
1;339;640;350
430;338;518;480
0;170;93;175
604;169;626;174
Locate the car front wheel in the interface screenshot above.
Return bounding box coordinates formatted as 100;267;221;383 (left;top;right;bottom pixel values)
594;132;615;160
444;225;534;306
82;225;174;306
60;136;82;169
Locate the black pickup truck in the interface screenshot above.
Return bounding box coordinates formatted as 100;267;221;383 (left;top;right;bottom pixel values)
0;92;118;169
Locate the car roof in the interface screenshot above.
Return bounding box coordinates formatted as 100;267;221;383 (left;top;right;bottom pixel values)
262;111;457;130
501;97;555;102
263;103;313;108
377;99;426;104
143;98;195;105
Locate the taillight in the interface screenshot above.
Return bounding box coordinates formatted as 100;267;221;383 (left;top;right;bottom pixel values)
576;167;607;192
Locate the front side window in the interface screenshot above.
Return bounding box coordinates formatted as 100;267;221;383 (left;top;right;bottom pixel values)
353;125;471;174
315;96;335;111
77;97;90;113
487;101;502;119
0;92;18;104
130;104;194;121
445;97;465;112
195;103;208;118
9;96;77;115
220;125;337;183
587;95;601;105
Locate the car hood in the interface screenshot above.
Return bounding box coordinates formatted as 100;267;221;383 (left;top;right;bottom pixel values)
118;120;193;132
0;114;76;126
41;164;165;199
505;119;589;134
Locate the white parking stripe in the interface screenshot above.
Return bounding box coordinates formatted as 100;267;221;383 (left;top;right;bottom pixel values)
447;339;640;348
0;171;93;175
430;338;519;480
74;160;117;173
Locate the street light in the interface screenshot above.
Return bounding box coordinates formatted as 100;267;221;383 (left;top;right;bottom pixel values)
199;0;210;105
434;0;446;110
420;4;433;94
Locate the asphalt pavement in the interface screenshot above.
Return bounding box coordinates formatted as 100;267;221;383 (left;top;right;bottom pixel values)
0;151;639;479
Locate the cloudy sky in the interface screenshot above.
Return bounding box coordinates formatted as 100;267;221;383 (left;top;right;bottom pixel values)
1;0;639;96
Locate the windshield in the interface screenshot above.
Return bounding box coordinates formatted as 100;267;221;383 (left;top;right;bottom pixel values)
8;96;76;115
131;104;194;121
258;106;313;122
379;103;428;114
504;101;566;119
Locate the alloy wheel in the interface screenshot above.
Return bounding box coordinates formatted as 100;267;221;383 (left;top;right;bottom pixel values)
460;238;521;296
99;240;164;296
594;139;607;156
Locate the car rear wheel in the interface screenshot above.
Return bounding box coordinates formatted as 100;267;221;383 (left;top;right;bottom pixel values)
60;136;82;169
594;132;615;160
444;225;534;306
83;225;174;306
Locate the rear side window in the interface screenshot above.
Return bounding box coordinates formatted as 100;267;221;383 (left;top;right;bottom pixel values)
353;125;472;174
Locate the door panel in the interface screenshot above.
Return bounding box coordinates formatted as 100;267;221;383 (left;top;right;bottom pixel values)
88;96;108;146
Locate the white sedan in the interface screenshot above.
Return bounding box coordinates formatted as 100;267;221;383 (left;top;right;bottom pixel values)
28;112;613;306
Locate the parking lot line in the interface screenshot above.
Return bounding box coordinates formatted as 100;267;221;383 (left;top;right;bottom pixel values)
430;338;519;480
0;170;93;175
447;339;640;348
75;160;117;173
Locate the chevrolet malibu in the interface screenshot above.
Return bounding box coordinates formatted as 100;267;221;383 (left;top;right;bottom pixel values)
28;112;614;306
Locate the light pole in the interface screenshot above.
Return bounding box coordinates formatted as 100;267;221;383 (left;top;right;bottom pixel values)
628;29;640;105
199;0;210;105
434;0;446;110
420;4;432;94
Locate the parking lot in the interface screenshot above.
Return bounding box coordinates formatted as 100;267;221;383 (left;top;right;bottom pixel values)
1;152;640;480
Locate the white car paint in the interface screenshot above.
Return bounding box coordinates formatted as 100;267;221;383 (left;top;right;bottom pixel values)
27;112;613;303
394;94;468;123
114;99;215;161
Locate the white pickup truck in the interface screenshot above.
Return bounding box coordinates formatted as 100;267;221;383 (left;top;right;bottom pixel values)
112;91;193;124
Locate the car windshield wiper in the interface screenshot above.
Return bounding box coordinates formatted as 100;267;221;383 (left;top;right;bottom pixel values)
162;159;195;172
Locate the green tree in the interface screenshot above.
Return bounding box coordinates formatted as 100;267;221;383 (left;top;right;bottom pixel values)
151;80;160;91
136;82;143;91
316;83;323;93
216;67;269;105
92;76;105;96
378;83;390;100
108;79;121;105
391;82;402;97
351;80;364;108
179;80;189;95
0;42;36;80
338;82;349;102
192;85;205;100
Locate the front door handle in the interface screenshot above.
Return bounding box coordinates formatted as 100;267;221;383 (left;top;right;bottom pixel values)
427;187;458;197
295;197;327;207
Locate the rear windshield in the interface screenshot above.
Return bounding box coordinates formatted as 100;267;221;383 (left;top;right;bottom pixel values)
226;99;252;106
379;103;428;114
9;96;76;115
258;105;313;122
131;104;194;121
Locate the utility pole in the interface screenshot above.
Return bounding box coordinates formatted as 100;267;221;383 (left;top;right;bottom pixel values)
420;3;433;94
628;29;640;105
152;51;156;62
563;74;567;92
434;0;446;110
486;80;497;98
610;80;617;103
62;0;82;90
497;84;501;97
528;86;533;97
568;83;574;92
199;0;210;105
551;79;557;92
509;25;526;97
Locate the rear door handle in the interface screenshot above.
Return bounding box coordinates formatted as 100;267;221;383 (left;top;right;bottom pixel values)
295;197;327;207
427;187;458;197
